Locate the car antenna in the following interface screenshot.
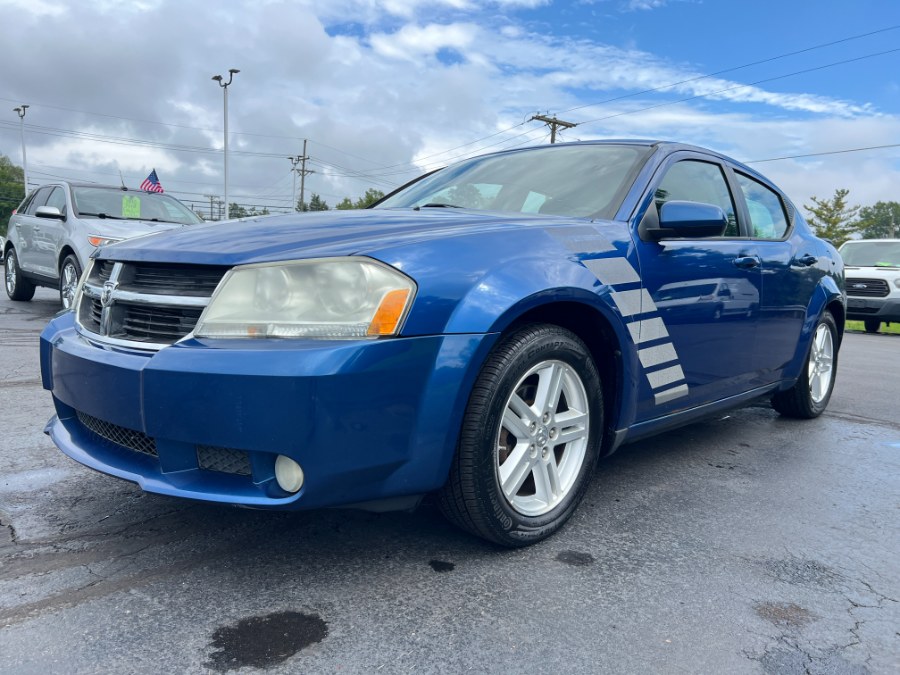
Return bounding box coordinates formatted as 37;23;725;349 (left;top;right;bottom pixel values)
118;170;127;190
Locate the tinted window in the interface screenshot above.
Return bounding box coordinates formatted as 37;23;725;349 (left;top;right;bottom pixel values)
655;160;738;236
25;187;52;215
736;173;789;239
72;187;202;225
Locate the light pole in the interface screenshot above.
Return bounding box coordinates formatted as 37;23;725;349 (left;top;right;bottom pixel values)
212;69;239;220
13;104;29;195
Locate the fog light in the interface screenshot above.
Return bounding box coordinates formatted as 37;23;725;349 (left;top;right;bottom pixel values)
275;455;304;493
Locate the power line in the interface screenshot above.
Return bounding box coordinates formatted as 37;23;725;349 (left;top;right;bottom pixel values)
558;23;900;115
745;143;900;164
577;46;900;127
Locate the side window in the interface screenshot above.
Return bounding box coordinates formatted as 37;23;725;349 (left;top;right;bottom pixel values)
44;187;67;215
736;173;789;240
25;187;52;215
655;160;738;236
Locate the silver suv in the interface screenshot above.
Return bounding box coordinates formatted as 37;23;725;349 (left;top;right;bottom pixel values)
839;238;900;333
4;182;203;307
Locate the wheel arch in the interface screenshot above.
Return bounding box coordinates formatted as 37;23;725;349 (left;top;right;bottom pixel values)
500;300;628;457
58;245;79;273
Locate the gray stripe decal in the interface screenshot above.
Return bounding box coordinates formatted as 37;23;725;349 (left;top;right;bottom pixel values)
654;384;690;405
639;343;679;369
552;225;602;238
627;317;670;344
646;364;686;390
583;258;640;286
611;289;656;318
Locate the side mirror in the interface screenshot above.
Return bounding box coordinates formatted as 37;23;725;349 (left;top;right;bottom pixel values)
649;201;727;240
35;205;65;220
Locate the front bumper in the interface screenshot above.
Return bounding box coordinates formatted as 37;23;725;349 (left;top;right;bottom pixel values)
40;312;495;509
845;296;900;323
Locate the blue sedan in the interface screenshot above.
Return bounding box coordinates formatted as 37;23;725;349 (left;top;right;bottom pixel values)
39;141;844;546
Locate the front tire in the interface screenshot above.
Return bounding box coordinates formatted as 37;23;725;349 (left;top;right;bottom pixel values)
4;248;36;302
59;254;82;309
771;311;838;419
438;324;603;547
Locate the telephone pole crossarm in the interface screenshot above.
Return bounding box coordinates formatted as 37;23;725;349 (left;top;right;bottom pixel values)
529;114;577;144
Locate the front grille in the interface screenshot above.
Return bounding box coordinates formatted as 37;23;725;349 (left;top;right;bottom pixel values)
78;260;228;348
121;263;229;296
197;445;252;476
120;303;204;342
846;278;890;298
76;411;158;457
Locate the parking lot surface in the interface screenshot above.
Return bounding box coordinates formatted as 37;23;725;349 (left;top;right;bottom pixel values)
1;289;898;674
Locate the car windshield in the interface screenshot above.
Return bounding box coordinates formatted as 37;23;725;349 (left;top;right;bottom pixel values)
840;241;900;267
376;144;652;220
72;187;202;225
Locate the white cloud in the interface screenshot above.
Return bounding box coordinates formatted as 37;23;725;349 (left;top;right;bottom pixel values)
370;23;477;61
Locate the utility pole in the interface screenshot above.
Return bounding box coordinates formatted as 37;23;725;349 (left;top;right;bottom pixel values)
13;104;29;193
529;114;577;144
295;138;314;211
212;68;239;219
204;194;217;221
287;155;301;211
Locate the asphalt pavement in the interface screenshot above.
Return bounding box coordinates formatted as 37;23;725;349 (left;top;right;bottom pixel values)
1;288;898;674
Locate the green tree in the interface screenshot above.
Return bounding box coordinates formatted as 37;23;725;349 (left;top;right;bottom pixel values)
354;188;384;209
228;203;270;219
308;193;329;211
856;201;900;239
334;197;354;210
804;188;859;247
229;202;249;219
0;154;25;237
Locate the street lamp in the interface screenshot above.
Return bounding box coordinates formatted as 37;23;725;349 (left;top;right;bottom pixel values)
13;104;29;195
212;68;239;220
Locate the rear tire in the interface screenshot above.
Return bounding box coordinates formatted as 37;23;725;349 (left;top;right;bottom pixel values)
863;318;880;334
4;248;36;301
772;311;838;419
438;324;603;547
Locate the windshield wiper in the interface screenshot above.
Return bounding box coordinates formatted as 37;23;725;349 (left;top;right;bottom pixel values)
415;202;463;210
78;212;122;220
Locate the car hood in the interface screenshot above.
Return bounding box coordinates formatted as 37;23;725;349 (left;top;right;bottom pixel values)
80;218;186;240
95;208;580;266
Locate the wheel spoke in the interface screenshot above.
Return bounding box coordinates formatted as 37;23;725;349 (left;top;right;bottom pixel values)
508;392;538;424
502;407;533;442
532;460;559;506
499;442;533;499
533;362;564;414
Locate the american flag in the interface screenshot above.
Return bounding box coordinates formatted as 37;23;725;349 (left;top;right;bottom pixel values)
140;169;165;193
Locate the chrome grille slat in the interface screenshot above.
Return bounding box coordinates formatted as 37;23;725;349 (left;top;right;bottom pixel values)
77;260;228;349
846;277;889;298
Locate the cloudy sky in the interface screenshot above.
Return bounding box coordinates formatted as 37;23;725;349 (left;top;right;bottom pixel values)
1;0;899;218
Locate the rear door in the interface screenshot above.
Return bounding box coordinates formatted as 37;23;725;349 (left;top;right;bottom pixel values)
732;171;822;382
631;153;762;421
14;186;52;273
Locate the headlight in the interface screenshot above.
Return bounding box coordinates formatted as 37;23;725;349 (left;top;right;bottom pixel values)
194;257;416;339
88;235;122;247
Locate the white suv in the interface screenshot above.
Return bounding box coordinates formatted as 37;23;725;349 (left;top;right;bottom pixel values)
4;182;202;308
839;239;900;333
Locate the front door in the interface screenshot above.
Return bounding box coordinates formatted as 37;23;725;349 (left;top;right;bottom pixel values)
631;156;762;421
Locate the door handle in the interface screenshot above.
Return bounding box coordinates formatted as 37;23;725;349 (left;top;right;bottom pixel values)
795;253;818;266
732;256;761;269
